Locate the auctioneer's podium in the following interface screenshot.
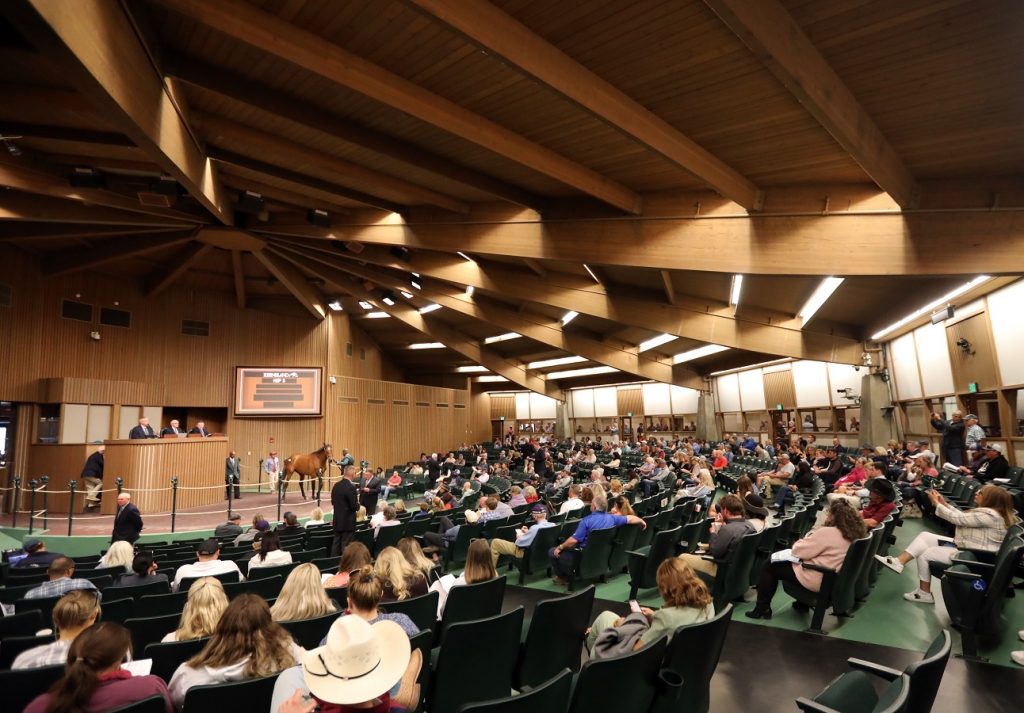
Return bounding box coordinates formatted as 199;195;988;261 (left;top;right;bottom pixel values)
101;437;227;515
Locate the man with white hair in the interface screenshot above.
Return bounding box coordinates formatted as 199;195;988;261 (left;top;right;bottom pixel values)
111;492;143;544
755;453;794;498
964;414;986;452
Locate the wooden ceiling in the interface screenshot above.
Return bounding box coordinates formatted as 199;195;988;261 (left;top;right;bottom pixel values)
1;0;1022;399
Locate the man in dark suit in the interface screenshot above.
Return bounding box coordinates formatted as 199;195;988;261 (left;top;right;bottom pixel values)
331;465;359;557
111;492;143;544
225;450;242;500
160;419;186;437
81;444;105;511
129;417;156;439
359;469;382;514
189;421;210;437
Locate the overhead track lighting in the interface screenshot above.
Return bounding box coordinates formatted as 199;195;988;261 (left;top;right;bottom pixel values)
870;276;992;340
798;277;844;327
637;333;678;353
673;344;729;364
561;310;579;325
528;355;587;369
546;366;618;380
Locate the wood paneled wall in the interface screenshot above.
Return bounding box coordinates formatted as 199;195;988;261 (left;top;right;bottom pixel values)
617;386;644;416
763;371;797;409
946;313;998;392
489;393;516;420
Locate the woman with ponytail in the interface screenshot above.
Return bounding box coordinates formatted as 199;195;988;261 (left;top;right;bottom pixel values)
24;622;172;713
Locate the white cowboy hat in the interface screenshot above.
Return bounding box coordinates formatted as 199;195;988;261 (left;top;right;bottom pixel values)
302;616;410;705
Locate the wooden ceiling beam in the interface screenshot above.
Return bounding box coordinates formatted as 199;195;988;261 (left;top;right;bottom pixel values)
143;241;212;296
257;208;1024;277
163;53;546;212
0;191;196;227
156;0;641;214
406;0;761;210
704;0;917;208
0;122;133;147
0;224;187;243
269;245;561;399
231;250;246;310
208;147;402;215
251;248;326;320
522;259;546;278
45;230;197;276
660;270;676;305
193;112;467;214
220;174;352;217
8;0;233;224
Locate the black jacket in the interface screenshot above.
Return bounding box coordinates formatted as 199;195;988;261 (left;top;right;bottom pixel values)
129;425;156;439
932;418;965;451
972;454;1009;483
112;503;144;543
81;451;104;479
331;478;358;533
359;475;381;512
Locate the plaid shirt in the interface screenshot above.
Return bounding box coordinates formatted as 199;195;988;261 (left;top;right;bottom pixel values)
12;639;69;670
24;577;99;600
936;504;1007;552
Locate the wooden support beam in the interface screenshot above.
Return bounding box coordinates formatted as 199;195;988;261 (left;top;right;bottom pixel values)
143;241;212;296
220;174;352;216
45;230;197;275
157;0;642;214
0;225;187;242
251;248;326;319
704;0;917;208
9;0;233;224
0;122;133;146
208;147;402;215
523;259;547;278
0;191;196;227
660;270;676;305
231;250;246;309
270;245;562;399
407;0;761;210
194;113;469;214
257;209;1024;277
163;53;546;212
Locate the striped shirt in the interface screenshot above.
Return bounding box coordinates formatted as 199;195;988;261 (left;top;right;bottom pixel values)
12;640;69;670
25;577;99;600
935;504;1007;552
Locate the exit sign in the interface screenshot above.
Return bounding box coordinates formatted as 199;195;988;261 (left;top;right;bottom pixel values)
776;404;783;411
968;382;978;393
499;416;505;421
627;411;633;417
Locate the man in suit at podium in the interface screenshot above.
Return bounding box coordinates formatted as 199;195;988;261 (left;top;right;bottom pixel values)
111;492;143;544
160;419;186;437
129;417;156;439
189;421;211;437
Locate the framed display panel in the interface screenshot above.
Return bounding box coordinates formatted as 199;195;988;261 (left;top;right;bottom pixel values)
234;367;323;416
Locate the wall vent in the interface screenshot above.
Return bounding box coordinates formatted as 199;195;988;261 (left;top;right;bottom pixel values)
100;307;131;328
181;319;210;337
61;299;92;322
0;283;11;307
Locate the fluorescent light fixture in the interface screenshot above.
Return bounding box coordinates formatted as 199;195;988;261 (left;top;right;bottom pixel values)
638;333;678;353
457;365;488;373
365;311;390;319
411;279;422;290
798;277;844;326
400;290;414;299
709;357;791;377
327;301;343;312
358;301;373;310
528;355;587;369
546;366;619;380
465;285;474;297
409;342;445;350
456;251;474;262
484;332;521;344
729;275;743;308
561;310;579;325
583;264;601;283
476;375;509;383
870;275;992;340
418;303;441;314
672;344;729;364
381;296;395;306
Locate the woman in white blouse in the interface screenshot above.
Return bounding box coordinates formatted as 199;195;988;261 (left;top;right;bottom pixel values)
247;531;293;574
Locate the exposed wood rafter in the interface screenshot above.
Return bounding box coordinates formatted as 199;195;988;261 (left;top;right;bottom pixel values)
660;270;676;305
45;230;197;276
0;191;196;227
251;248;326;319
143;241;212;296
231;250;246;309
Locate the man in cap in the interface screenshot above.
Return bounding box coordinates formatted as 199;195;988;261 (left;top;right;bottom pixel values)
489;503;557;567
214;512;244;538
862;478;897;528
171;538;244;591
964;414;986;451
958;442;1009;482
13;537;62;569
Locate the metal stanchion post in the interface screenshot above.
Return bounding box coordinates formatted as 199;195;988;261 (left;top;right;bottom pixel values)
171;477;179;533
27;479;38;535
227;468;233;517
316;470;323;507
116;477;124;495
12;476;21;529
41;476;49;530
259;458;264;494
276;474;283;522
67;480;77;536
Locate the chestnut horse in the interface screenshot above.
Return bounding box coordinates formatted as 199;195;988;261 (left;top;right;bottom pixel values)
282;443;332;500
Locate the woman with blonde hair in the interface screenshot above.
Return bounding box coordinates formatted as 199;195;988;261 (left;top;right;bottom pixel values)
163;576;229;642
610;495;635;517
99;540;134;570
323;540;373;588
374;546;429;602
169;594;299;706
393;499;407;514
347;565;419;637
306;507;326;526
429;538;498;617
397;537;436;583
356;505;368;523
13;588;101;669
586;558;713;654
271;563;337;622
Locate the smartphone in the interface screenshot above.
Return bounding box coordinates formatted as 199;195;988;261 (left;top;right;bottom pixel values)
628;599;641;613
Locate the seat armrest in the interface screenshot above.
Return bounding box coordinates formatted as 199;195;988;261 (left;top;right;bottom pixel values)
943;569;981;582
846;658;902;681
798;562;836;575
949;556;994;573
795;698;841;713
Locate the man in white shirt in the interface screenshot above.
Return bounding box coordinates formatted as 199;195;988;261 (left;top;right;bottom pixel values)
172;538;244;591
264;451;282;491
490;503;557;566
755;453;795;498
559;484;587;515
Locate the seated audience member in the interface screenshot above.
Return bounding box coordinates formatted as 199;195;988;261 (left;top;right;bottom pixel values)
163;577;229;642
373;505;402;539
346;565;420;637
271;563;338;622
270;614;412;713
248;531;294;574
490;503;557;567
110;551;168;589
861;478;897;527
356;505;369;522
610;495;636;516
430;539;498;617
770;450;815;514
14;537;62;569
393;499;407;516
234;514;270;546
755;453;794;498
369;502;387;529
172;539;244;592
876;485;1014;603
506;485;527;508
397;537;437;584
958;442;1010;483
382;471;403;501
411;502;432;520
559;484;587;515
549;495;647;586
747;500;866;619
741;494;770;532
374;547;429;602
324;541;373;588
422;509;481;550
24;622;172;713
831;457;868;491
734;474;757;503
305;507;327;526
26;557;99;599
214;513;244;538
169;594;300;707
524;485;541;504
812;446;843;486
678;494;755;582
98;540;135;570
586;558;714;657
276;511;304;535
13;589;100;669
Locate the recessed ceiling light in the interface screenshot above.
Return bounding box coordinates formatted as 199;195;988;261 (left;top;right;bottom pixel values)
418;304;441;314
546;365;618;380
365;311;390;319
484;332;521;344
400;290;414;299
871;276;991;340
637;333;677;353
528;355;587;369
729;275;743;308
476;375;508;382
457;251;474;262
358;301;373;310
409;342;445;350
327;301;343;312
465;285;474;297
798;277;844;327
672;344;729;364
456;365;488;373
561;310;579;325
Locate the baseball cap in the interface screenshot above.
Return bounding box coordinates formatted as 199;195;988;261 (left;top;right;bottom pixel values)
985;443;1004;454
531;503;547;514
22;537;43;552
196;538;221;555
255;519;270;531
965;414;979;420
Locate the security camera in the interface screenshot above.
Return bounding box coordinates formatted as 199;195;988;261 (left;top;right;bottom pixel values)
853;365;860;372
89;331;101;341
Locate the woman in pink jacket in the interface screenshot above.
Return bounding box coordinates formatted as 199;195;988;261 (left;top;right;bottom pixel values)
745;500;868;619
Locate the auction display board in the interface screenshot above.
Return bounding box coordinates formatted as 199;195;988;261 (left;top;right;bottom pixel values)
234;367;323;416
